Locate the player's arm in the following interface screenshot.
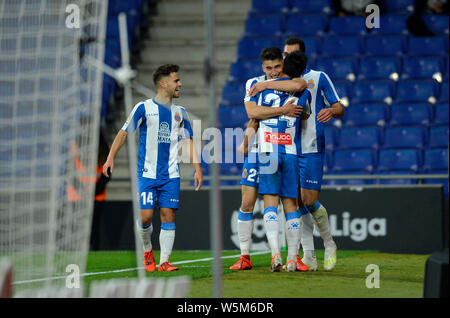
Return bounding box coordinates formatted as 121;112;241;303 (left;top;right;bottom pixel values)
317;102;344;122
238;119;259;156
245;100;303;120
316;72;345;123
248;78;307;96
188;137;203;191
102;129;127;177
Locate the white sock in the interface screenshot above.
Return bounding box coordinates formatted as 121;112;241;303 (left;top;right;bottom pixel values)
301;209;315;254
284;211;300;261
159;223;176;264
263;206;280;256
308;201;334;248
136;220;153;252
237;210;254;255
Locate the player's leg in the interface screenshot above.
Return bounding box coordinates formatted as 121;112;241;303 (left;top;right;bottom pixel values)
156;178;180;271
137;177;157;271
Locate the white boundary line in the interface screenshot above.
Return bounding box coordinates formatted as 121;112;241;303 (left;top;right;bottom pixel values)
12;250;271;285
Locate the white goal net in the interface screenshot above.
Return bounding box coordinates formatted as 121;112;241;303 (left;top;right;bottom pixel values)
0;0;107;296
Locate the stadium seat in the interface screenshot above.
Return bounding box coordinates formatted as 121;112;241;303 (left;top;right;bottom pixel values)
220;82;246;106
250;0;289;13
423;15;449;35
338;127;381;150
407;36;447;56
344;104;388;127
285;14;328;36
228;59;261;82
301;37;320;57
396;80;437;103
218;106;249;128
237;36;282;60
328;16;367;36
402;56;444;80
383;0;415;14
439;81;449;102
371;14;409;35
290;0;333;14
423;148;448;171
245;14;284;36
377;148;420;172
332;149;376;173
429;125;449;148
324;126;338;151
364;35;405;57
358;57;400;81
321;36;362;58
351;80;393;104
332;81;350;101
383;126;427;149
389;104;433;126
314;57;356;81
434;103;449;125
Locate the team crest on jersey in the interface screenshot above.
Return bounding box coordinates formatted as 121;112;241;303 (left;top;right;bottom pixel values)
242;168;248;178
174;113;181;122
307;79;315;89
158;122;171;143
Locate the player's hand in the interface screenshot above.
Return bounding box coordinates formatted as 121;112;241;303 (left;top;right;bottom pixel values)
102;160;113;177
317;108;334;123
282;99;303;117
194;169;203;191
248;82;267;97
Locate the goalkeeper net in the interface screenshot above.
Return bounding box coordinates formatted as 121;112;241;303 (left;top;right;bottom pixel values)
0;0;107;295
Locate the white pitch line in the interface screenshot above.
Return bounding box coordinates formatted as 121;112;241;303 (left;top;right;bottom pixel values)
12;250;271;285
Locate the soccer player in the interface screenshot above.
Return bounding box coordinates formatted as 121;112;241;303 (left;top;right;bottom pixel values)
249;37;345;271
102;64;203;272
229;47;306;271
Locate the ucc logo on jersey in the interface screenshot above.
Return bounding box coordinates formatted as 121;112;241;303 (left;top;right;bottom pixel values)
307;79;315;89
264;132;292;145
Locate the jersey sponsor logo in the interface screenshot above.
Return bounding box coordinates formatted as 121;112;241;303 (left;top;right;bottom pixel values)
307;79;315;89
264;132;292;145
158;122;171;143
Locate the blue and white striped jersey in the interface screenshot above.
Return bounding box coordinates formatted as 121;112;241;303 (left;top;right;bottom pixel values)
254;77;311;155
244;75;267;154
121;98;193;179
300;68;341;154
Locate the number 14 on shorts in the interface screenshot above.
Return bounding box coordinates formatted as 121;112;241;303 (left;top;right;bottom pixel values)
141;192;154;206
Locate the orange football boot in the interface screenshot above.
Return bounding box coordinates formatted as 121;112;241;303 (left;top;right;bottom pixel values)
143;249;156;272
229;255;253;270
158;261;179;272
296;254;309;272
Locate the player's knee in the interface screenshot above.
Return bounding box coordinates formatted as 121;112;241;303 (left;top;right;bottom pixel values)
240;200;255;213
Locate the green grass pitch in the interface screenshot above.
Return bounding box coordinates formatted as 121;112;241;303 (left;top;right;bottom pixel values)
84;250;428;298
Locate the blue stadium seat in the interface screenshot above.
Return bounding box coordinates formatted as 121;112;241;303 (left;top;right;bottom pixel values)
423;148;448;171
383;0;415;14
228;59;261;82
332;149;376;173
440;81;449;102
285;14;328;36
218;106;249;128
351;80;393;104
364;35;405;57
377;170;419;185
251;0;289;13
328;16;367;36
383;126;427;149
423;15;449;35
332;81;350;100
321;36;362;57
358;57;400;80
221;82;246;106
338;127;381;150
344;104;388;127
245;14;284;36
434;103;449;125
396;80;437;103
290;0;333;14
429;125;449;148
402;56;444;80
371;15;409;35
377;148;420;172
301;37;320;57
237;36;282;60
314;57;356;81
389;104;432;126
407;36;447;56
324;126;338;151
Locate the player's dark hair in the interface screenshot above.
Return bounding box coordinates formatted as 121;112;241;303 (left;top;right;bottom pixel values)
283;50;308;78
284;37;306;54
153;64;180;86
260;46;283;61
